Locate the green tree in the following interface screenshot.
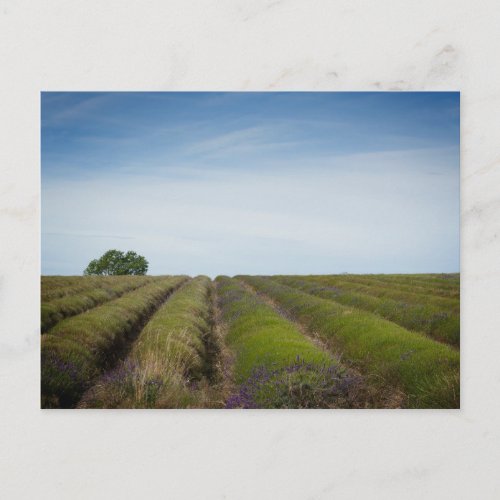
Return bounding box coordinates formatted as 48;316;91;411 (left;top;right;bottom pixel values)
83;250;149;276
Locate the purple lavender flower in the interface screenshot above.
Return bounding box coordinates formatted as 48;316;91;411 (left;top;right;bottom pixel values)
226;357;360;409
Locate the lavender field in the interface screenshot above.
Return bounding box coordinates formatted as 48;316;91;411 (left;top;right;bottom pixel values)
41;273;460;409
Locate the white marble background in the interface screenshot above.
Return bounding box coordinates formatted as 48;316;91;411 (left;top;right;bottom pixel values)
1;1;499;498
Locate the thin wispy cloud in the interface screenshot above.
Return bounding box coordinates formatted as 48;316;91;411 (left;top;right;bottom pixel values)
42;93;111;127
42;92;459;276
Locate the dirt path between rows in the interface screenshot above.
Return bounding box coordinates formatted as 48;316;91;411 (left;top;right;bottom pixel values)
206;280;236;408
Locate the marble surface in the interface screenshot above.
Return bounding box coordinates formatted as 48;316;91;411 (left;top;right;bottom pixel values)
1;1;500;498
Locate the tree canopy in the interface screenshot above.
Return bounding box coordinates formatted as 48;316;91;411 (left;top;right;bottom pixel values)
83;250;149;276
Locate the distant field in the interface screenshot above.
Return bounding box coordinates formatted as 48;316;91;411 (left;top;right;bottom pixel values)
41;274;460;409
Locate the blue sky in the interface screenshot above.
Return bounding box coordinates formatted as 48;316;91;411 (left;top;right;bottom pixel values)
41;92;460;276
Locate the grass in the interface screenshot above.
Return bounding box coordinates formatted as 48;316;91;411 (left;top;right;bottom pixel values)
41;276;187;408
80;276;218;409
239;276;460;408
41;275;153;332
273;276;460;347
216;277;359;408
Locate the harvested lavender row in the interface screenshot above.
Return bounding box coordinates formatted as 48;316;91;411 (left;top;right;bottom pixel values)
41;275;153;302
41;276;188;408
272;276;460;347
274;275;459;312
41;275;153;332
216;277;360;409
329;274;460;299
80;276;216;409
239;275;459;409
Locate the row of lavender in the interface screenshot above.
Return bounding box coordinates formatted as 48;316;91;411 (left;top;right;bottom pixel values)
238;275;460;408
41;276;188;407
41;275;156;332
272;274;460;346
42;275;363;409
216;277;361;409
78;276;220;408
